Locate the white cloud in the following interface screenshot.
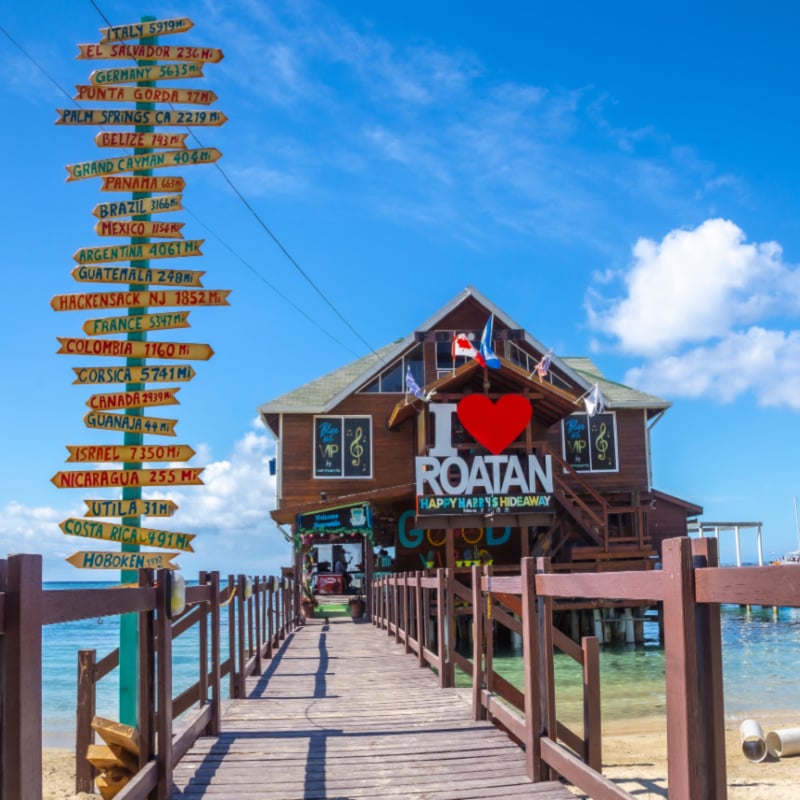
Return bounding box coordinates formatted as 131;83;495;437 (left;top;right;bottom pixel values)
0;424;289;582
588;219;786;356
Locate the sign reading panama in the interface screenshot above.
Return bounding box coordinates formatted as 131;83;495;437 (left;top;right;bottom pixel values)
415;401;553;516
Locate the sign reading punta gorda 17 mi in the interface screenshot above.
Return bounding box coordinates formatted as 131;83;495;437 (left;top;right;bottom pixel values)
56;15;227;573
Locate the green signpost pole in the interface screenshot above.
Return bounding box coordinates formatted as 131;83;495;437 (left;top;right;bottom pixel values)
119;15;157;727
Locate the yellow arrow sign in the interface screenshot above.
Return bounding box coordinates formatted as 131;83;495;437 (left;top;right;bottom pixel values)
95;132;188;149
66;550;180;571
84;498;178;517
66;444;195;463
57;337;214;361
60;518;195;552
77;43;224;63
52;289;230;311
85;387;181;411
83;411;178;436
73;240;203;264
102;175;185;192
94;220;185;238
77;86;217;105
98;16;194;42
89;63;204;86
57;109;227;126
67;149;222;181
51;467;204;489
93;194;183;219
73;365;196;385
72;267;202;287
82;311;191;336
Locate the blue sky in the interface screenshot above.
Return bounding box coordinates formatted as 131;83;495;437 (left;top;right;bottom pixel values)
2;0;800;580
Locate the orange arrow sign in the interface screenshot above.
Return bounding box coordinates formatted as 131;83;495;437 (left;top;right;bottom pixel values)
67;148;222;181
92;194;183;219
66;550;180;570
84;498;178;517
94;132;188;149
60;518;195;552
94;220;185;238
73;240;203;264
77;43;224;63
98;16;194;42
66;443;195;463
52;467;204;489
83;411;178;436
73;365;196;385
52;289;230;311
102;175;185;192
85;387;181;411
89;63;204;86
57;338;214;361
57;109;227;126
72;267;202;287
82;311;191;336
77;86;216;106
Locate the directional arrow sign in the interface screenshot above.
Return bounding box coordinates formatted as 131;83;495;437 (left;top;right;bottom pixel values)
67;149;222;181
92;194;183;219
84;498;178;518
83;411;178;436
52;289;230;311
85;387;181;411
77;85;217;106
66;550;180;571
52;467;204;489
72;267;202;288
73;240;202;264
73;365;196;385
77;43;224;63
60;518;195;552
99;16;194;42
94;220;185;238
57;109;227;126
89;63;204;86
82;311;191;336
102;176;185;192
95;132;188;149
58;337;214;361
66;443;195;463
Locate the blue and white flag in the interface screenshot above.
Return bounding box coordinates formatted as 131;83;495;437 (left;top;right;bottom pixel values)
405;366;426;400
476;313;501;369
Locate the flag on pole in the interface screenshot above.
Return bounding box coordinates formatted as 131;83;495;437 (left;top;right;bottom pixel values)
405;366;426;400
537;351;552;378
476;314;501;369
451;333;478;360
584;383;606;417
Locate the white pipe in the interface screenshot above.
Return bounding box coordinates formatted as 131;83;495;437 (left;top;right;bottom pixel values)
756;524;763;566
766;727;800;758
734;525;742;567
740;719;767;762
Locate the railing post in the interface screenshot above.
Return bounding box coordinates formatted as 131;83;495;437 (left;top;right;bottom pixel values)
75;649;97;793
521;557;542;781
155;570;173;800
266;577;274;657
444;567;456;688
237;575;247;698
138;569;155;778
436;569;447;688
471;564;485;721
415;572;424;666
207;571;221;736
3;554;43;800
535;556;556;782
253;577;263;670
198;570;209;715
227;574;236;698
662;536;719;799
582;635;602;772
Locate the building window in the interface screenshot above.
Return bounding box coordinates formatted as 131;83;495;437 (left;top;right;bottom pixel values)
314;416;372;478
360;346;423;393
562;412;618;472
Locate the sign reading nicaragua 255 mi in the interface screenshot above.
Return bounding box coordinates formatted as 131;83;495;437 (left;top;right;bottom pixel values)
51;467;204;489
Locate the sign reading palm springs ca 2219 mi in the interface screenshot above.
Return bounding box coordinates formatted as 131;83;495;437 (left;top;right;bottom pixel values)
53;16;227;572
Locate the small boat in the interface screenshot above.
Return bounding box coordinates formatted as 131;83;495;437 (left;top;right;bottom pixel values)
773;498;800;564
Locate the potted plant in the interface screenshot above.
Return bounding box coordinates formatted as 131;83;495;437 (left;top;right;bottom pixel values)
348;594;365;620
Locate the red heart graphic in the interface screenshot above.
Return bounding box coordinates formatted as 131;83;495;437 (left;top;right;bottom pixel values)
456;394;532;455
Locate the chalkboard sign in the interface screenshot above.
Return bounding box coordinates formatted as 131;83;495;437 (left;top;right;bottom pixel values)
314;416;372;478
563;412;617;472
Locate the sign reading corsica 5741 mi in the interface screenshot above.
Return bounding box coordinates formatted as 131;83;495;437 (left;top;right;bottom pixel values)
415;396;553;515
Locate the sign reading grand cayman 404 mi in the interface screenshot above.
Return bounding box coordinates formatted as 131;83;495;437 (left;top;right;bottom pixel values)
53;16;228;571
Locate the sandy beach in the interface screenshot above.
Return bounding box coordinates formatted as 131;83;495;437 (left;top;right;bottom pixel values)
46;711;800;799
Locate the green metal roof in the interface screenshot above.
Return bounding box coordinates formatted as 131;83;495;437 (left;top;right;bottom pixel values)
563;357;670;410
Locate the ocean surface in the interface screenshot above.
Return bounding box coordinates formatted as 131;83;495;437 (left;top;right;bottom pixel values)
41;582;800;747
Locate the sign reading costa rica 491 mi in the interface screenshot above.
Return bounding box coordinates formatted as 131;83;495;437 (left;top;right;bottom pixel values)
415;401;553;515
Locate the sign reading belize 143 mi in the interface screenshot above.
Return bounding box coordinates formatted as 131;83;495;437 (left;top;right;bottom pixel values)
415;396;553;515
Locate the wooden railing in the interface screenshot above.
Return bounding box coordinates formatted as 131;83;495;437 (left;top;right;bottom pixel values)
0;554;296;800
372;538;800;799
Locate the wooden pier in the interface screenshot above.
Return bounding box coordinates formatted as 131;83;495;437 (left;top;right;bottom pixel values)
171;613;573;799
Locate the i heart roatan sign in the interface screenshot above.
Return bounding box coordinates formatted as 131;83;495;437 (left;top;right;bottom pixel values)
457;394;532;454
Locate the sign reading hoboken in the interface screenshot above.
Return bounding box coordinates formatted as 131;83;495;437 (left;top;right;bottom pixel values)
415;402;553;515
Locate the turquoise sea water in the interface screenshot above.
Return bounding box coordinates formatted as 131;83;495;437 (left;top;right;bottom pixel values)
41;582;800;747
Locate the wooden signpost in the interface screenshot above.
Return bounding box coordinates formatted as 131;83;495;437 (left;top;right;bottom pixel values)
54;13;228;730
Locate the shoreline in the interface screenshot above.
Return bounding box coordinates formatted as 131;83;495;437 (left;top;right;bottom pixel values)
45;710;800;800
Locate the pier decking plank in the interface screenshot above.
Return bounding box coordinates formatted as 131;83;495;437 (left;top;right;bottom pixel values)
172;615;574;799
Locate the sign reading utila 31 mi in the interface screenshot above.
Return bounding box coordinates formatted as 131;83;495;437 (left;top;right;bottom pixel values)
53;15;228;572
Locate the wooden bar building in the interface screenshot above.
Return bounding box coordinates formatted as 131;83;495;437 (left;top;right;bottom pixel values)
258;287;701;633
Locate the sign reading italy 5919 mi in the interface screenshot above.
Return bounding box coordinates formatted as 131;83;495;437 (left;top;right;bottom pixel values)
54;15;227;571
